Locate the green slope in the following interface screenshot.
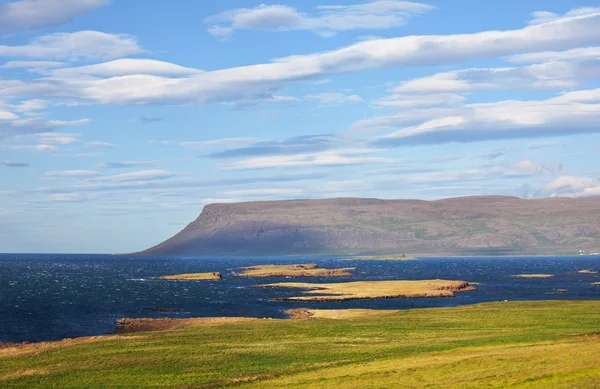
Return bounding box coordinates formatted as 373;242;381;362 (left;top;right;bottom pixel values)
1;300;599;388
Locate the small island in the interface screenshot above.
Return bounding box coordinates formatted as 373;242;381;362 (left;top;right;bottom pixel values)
257;279;475;301
511;274;554;278
578;269;598;274
592;282;600;286
343;254;416;261
236;264;354;277
155;272;222;281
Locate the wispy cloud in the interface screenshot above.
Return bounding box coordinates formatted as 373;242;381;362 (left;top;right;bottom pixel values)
221;149;392;170
0;0;109;34
136;116;163;124
0;31;142;60
48;193;94;202
209;135;336;159
43;170;102;179
90;169;177;182
305;92;363;105
4;144;58;152
1;160;29;167
205;1;434;38
369;88;600;148
180;137;260;149
97;161;155;169
85;141;115;149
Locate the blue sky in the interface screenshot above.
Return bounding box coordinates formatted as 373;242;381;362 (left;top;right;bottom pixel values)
1;0;600;253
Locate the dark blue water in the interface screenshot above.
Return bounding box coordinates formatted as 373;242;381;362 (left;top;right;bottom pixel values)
0;254;598;343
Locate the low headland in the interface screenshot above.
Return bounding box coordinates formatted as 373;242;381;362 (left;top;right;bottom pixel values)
154;272;222;281
257;279;475;301
236;264;354;277
511;274;555;278
343;254;416;261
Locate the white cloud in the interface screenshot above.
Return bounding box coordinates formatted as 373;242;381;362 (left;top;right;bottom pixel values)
529;7;600;25
205;1;433;37
43;170;102;179
12;99;47;113
1;160;28;167
369;87;600;147
48;193;93;202
222;188;304;197
507;46;600;64
392;60;600;95
540;175;600;197
85;141;115;149
91;169;176;182
509;159;545;175
0;31;143;60
4;144;58;152
147;140;172;146
222;149;392;170
373;92;465;108
97;161;155;169
62;9;600;105
51;59;201;77
3;8;600;107
305;92;364;105
1;60;65;71
0;107;19;120
180;138;260;149
0;0;109;34
0;118;89;138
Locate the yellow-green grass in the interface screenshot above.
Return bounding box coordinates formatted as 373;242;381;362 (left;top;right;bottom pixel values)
512;274;555;278
343;254;416;261
592;282;600;285
236;264;354;277
155;272;222;281
1;301;599;388
258;279;474;301
286;308;400;319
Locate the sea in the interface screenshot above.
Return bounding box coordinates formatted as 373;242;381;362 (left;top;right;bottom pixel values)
0;254;598;343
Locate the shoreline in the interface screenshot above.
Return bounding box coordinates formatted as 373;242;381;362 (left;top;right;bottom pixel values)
1;299;598;348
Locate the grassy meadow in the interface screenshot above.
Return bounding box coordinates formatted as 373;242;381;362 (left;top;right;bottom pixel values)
1;300;599;388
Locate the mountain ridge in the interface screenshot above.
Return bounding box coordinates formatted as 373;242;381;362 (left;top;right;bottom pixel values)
140;196;600;256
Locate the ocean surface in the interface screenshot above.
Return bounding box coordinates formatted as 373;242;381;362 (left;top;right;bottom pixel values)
0;254;598;343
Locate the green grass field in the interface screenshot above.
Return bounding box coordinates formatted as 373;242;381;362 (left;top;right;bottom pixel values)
1;300;599;388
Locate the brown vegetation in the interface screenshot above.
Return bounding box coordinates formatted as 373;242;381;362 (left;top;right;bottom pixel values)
257;279;475;301
155;272;222;281
236;264;354;277
115;317;258;334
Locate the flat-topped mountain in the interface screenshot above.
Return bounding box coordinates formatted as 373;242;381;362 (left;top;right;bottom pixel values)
140;196;600;256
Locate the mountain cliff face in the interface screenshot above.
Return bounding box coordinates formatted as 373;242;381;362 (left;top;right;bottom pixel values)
140;196;600;255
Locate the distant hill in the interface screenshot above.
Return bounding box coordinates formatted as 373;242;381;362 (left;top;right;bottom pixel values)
140;196;600;256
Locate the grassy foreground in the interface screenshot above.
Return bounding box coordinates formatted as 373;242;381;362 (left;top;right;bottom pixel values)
1;300;599;388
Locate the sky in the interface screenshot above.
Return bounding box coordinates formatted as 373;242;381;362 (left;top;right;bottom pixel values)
1;0;600;253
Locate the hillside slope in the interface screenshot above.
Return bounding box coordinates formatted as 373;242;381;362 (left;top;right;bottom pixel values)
141;196;600;255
